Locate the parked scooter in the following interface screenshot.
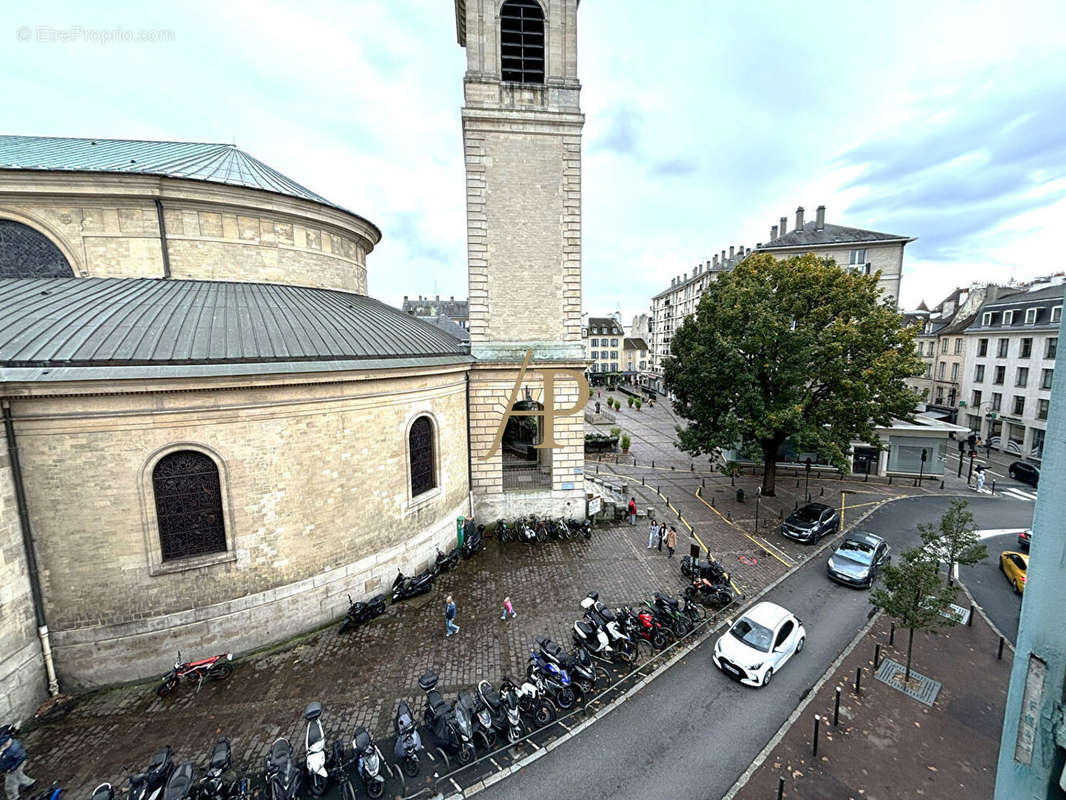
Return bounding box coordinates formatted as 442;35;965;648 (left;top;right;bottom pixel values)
494;519;514;543
393;701;423;777
352;727;385;799
571;614;613;659
263;738;302;800
535;636;598;697
161;764;194;800
461;521;484;559
126;747;174;800
419;670;474;764
435;545;461;573
510;676;555;727
339;593;386;633
528;649;576;709
196;737;232;800
303;702;328;796
458;689;496;750
684;576;734;608
391;568;435;603
478;680;523;743
581;593;637;662
92;785;114;800
681;555;729;584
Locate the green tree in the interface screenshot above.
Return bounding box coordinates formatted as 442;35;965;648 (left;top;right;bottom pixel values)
919;499;987;585
663;253;922;496
721;460;742;487
870;547;959;683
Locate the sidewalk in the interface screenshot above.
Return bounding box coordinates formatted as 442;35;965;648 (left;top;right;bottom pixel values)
734;608;1010;800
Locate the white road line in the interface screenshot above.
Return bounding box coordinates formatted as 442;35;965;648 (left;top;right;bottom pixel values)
1003;488;1037;501
975;528;1027;540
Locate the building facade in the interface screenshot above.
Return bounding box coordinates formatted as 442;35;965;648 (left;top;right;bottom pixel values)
622;337;649;383
402;295;470;329
583;315;623;377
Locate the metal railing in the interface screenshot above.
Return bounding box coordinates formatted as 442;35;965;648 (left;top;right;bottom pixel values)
502;463;552;491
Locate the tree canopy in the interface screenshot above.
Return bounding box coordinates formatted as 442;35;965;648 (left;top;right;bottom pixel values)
919;499;987;585
663;252;923;495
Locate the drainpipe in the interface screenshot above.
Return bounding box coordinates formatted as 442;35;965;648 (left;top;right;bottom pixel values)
154;198;172;279
2;400;59;696
465;371;474;518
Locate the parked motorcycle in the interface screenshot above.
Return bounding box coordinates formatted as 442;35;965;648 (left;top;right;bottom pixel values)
435;546;461;573
419;670;474;764
683;577;735;608
161;764;194;800
263;738;302;800
649;593;692;638
195;737;232;800
92;785;114;800
572;614;614;659
509;676;555;727
126;746;174;800
494;519;514;543
352;727;385;799
391;568;435;603
303;702;328;796
457;690;496;750
328;742;357;800
461;522;484;559
393;701;423;777
156;652;233;697
478;680;523;743
581;593;637;662
535;636;603;698
681;555;729;584
565;517;592;539
619;605;669;649
528;649;576;709
339;593;386;633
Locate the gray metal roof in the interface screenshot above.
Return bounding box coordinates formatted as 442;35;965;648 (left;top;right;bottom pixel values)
0;135;352;215
0;278;469;372
759;221;913;249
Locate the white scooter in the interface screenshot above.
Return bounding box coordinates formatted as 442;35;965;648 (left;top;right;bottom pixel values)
303;702;328;796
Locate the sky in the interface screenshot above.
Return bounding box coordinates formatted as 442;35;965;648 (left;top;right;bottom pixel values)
4;1;1066;325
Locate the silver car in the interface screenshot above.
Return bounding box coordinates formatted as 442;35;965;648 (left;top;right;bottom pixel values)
826;532;890;588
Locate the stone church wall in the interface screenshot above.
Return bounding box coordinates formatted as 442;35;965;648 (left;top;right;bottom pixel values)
8;365;469;689
0;423;47;722
0;172;376;293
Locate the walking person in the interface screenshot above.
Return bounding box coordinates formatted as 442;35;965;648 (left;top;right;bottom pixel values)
647;518;659;549
627;497;637;526
975;465;986;493
444;595;459;637
0;727;35;800
657;523;664;552
665;526;677;558
500;596;517;620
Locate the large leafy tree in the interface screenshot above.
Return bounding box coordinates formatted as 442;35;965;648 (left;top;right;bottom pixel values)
919;499;987;585
663;253;922;495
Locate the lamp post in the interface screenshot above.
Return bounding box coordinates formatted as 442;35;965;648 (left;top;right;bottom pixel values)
917;447;927;486
804;457;812;503
754;486;762;533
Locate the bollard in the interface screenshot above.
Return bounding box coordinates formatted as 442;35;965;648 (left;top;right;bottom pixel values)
711;496;716;508
677;506;681;518
671;465;675;471
779;508;784;518
833;686;841;726
642;476;645;486
652;460;655;469
820;487;824;496
796;479;801;488
812;714;821;757
968;604;974;627
727;511;732;521
855;667;862;695
998;636;1005;660
889;623;895;645
940;479;944;489
777;776;785;800
691;463;694;471
888;476;893;485
875;643;881;669
991;480;996;496
702;477;706;488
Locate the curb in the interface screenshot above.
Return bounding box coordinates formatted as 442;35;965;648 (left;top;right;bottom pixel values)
720;609;884;800
956;579;1016;654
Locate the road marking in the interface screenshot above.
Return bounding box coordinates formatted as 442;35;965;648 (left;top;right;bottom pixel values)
1002;487;1038;502
974;528;1027;541
693;486;795;568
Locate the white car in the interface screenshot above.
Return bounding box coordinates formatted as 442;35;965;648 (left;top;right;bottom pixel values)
712;601;805;687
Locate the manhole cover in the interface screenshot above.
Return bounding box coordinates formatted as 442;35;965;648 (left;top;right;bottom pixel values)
738;555;758;566
874;657;942;706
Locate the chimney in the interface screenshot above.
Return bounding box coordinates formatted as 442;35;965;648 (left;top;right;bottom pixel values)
756;242;762;249
780;216;787;236
403;295;408;302
815;205;825;230
771;225;778;240
712;254;718;268
683;272;688;281
729;246;735;260
435;294;440;301
721;249;726;264
746;247;751;256
795;206;805;230
450;295;454;301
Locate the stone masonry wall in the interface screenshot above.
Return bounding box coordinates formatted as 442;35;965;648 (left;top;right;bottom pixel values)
0;423;47;722
9;367;470;688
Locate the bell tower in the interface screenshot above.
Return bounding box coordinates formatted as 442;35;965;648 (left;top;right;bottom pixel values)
456;0;586;518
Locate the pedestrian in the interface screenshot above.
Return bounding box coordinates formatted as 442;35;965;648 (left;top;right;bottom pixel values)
0;726;35;800
501;596;517;620
657;523;664;552
647;517;659;549
665;526;677;558
975;465;986;492
627;497;637;526
444;595;459;637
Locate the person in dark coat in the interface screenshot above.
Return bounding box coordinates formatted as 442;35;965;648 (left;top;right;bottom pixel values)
0;728;35;800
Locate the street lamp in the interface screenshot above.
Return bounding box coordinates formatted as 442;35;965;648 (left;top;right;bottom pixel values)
804;457;812;503
754;486;762;533
917;447;928;486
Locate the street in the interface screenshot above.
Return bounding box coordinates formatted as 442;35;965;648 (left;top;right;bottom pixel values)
961;529;1029;643
477;495;1033;800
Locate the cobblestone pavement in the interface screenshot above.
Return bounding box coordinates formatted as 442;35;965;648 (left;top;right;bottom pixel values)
734;609;1010;800
21;397;922;795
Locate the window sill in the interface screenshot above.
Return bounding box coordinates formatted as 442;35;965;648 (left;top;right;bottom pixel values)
150;550;236;576
407;486;443;513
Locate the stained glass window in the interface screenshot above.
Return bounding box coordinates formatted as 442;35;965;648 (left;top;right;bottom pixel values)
153;451;227;561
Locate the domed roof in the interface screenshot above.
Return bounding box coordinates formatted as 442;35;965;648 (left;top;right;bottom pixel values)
0;278;470;380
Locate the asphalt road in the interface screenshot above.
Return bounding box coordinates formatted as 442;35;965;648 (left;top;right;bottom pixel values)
960;529;1028;644
477;494;1033;800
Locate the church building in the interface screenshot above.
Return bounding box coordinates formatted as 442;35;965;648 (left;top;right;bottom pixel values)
0;0;584;723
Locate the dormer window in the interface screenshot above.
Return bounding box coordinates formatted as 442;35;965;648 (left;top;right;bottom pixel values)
1025;308;1038;324
1053;306;1062;324
982;312;993;326
1003;310;1014;325
500;0;545;85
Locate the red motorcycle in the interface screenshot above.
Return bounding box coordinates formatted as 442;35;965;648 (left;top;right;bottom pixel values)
620;606;671;650
156;651;234;697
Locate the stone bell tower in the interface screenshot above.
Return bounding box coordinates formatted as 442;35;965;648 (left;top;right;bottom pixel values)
455;0;587;519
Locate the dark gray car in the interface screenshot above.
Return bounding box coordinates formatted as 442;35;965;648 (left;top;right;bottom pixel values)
1008;461;1040;487
781;502;839;543
827;532;890;588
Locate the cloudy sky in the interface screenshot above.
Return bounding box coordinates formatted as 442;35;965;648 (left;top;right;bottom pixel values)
4;1;1065;324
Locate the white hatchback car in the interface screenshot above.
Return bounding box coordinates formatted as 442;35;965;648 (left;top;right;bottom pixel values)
712;601;805;687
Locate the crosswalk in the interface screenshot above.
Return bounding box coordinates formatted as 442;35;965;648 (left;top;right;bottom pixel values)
1001;486;1039;502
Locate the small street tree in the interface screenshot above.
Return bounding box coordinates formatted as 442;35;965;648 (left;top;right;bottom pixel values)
919;499;987;585
662;252;922;496
870;546;959;684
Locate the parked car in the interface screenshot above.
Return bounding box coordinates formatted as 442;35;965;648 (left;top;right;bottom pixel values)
1000;551;1029;595
826;532;890;588
712;601;805;688
1017;529;1032;551
1008;461;1040;487
781;502;839;543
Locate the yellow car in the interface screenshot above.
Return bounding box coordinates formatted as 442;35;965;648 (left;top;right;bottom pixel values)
1000;551;1029;595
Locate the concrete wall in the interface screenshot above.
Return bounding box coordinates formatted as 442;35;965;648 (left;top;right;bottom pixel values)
0;172;378;293
0;424;47;723
7;365;470;689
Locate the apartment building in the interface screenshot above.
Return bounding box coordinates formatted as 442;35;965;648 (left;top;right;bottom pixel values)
622;337;650;384
961;283;1063;461
584;315;624;379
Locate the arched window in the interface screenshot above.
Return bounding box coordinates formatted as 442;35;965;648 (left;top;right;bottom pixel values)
501;398;552;490
152;450;227;561
410;416;437;497
500;0;545;84
0;220;74;278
